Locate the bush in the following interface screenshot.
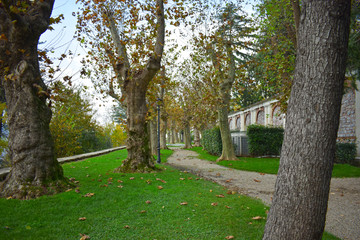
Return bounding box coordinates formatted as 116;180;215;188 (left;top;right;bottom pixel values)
335;143;357;164
247;124;284;156
201;127;222;156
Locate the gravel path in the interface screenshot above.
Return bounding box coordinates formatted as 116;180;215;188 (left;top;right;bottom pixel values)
166;148;360;240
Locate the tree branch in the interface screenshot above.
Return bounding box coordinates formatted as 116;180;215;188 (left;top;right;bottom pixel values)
153;0;165;62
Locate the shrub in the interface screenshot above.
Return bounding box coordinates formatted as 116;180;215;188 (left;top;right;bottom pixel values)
201;127;222;156
247;124;284;156
335;142;357;164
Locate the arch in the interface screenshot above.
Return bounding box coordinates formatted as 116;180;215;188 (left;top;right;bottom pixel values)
236;116;241;130
272;105;284;126
256;108;265;125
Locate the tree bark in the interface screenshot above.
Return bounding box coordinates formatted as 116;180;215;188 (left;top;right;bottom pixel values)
193;128;201;147
149;118;157;156
160;117;169;149
175;131;180;143
0;1;68;199
263;1;351;239
183;121;192;149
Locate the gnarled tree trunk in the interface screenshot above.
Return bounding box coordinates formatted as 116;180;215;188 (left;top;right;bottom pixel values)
193;128;201;147
183;120;192;149
0;1;67;199
263;1;351;239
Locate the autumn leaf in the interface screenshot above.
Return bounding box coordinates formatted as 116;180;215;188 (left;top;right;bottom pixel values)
225;206;231;209
225;179;232;183
251;216;263;220
156;178;167;183
259;172;265;175
65;189;73;192
117;185;124;188
179;178;185;180
157;186;164;190
180;202;188;205
211;202;218;206
146;200;152;204
124;225;130;229
130;177;135;180
253;179;261;183
140;210;147;213
78;217;87;221
75;189;81;193
216;173;221;177
80;233;90;240
225;236;234;239
117;180;123;183
216;194;225;198
83;193;95;197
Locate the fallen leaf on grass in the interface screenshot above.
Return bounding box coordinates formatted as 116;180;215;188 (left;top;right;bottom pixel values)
225;236;234;239
117;185;124;188
78;217;87;221
180;178;185;180
216;194;225;198
75;189;81;193
146;200;152;204
65;189;73;192
117;180;123;183
146;180;152;184
129;177;135;180
227;190;236;195
210;189;213;192
225;206;231;209
124;225;130;229
100;184;108;187
211;202;218;206
180;202;188;205
188;177;193;180
259;172;265;175
156;178;167;183
140;210;147;213
253;179;261;183
83;193;95;198
97;179;102;182
157;186;164;190
252;216;263;220
79;234;90;240
248;222;252;225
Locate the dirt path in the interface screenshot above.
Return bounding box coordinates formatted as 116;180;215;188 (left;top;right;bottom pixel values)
166;148;360;240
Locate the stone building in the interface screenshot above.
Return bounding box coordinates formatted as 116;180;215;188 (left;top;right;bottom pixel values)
228;89;360;157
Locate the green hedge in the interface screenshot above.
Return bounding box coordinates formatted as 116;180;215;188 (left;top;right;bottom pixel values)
247;124;284;156
335;143;357;164
202;127;222;156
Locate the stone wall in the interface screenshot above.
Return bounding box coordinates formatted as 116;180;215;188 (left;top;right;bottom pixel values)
229;89;359;155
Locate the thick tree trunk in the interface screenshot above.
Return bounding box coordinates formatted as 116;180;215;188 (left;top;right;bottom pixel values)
160;117;169;149
263;1;351;239
193;128;201;147
149;118;157;156
0;1;68;199
183;121;192;149
116;79;156;173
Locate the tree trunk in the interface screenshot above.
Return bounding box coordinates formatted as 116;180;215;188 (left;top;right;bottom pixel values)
263;1;351;239
160;117;169;149
149;118;157;156
183;121;192;149
217;103;237;161
0;1;68;199
116;79;156;173
170;121;176;144
175;131;180;143
193;128;201;147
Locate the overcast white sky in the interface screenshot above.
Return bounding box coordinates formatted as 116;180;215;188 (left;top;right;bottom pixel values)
40;0;259;125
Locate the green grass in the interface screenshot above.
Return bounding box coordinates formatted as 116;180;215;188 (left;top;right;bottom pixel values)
189;147;360;178
0;149;339;240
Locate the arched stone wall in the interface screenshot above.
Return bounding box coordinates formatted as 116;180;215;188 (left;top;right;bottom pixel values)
245;112;251;127
272;105;284;126
256;108;265;125
236;116;241;130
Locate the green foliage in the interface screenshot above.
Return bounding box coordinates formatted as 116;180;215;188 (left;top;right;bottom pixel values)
246;124;284;156
335;143;357;164
201;127;222;156
50;82;114;157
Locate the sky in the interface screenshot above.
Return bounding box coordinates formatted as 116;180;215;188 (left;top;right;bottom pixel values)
40;0;260;125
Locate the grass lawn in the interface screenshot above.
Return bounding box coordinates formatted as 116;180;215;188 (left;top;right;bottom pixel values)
0;149;338;239
189;147;360;178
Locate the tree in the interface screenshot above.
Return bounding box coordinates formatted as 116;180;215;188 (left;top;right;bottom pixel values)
263;1;351;239
77;0;166;172
0;0;68;199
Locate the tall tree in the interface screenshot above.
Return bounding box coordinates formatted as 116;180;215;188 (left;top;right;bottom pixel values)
263;1;351;239
77;0;166;172
0;0;67;199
